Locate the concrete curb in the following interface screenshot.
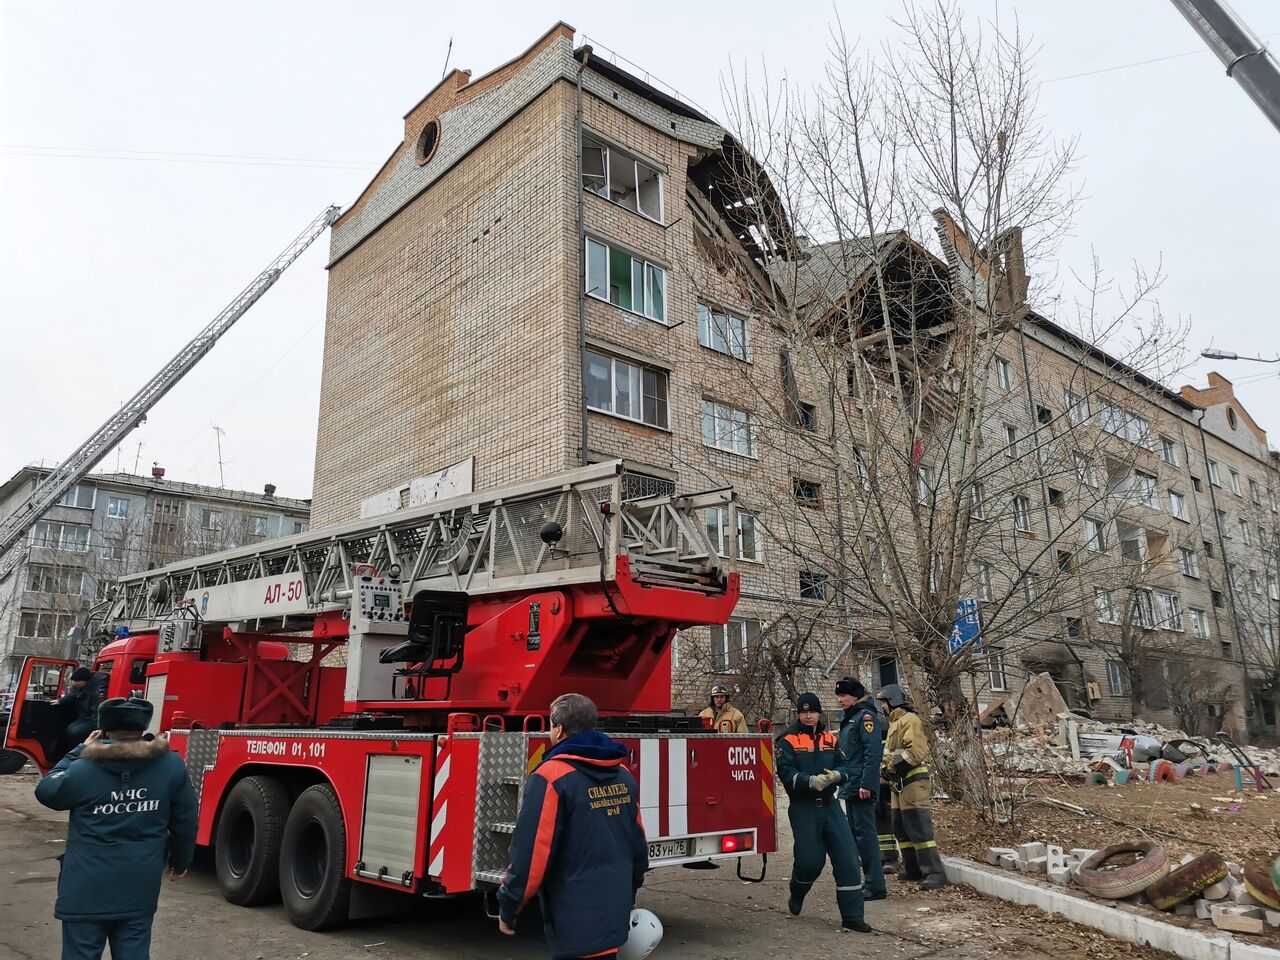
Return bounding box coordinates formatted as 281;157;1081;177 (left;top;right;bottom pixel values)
944;857;1280;960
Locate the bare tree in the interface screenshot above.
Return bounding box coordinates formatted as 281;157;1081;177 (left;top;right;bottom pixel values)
673;1;1187;806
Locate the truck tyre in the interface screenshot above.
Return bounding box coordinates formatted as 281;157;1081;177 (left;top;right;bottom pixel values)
279;783;351;930
1145;851;1227;910
0;750;27;775
1244;860;1280;910
215;775;290;905
1076;842;1169;899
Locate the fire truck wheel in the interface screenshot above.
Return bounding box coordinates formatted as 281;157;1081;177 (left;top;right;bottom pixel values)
215;776;290;905
279;784;352;930
0;750;27;775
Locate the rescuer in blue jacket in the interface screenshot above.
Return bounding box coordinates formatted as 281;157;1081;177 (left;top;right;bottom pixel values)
35;696;197;960
775;692;871;933
498;692;649;959
832;677;887;900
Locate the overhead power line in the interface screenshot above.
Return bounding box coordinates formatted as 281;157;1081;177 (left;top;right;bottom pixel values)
1045;29;1280;83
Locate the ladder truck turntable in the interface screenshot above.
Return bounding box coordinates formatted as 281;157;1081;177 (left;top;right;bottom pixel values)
4;460;776;931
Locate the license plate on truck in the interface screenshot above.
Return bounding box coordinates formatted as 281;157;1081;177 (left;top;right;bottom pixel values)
647;839;690;860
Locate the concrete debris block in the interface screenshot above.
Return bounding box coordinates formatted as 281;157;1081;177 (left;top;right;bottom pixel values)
1069;848;1098;862
1202;879;1231;901
1046;846;1066;872
1231;883;1260;906
1227;861;1243;878
1266;910;1280;928
999;854;1018;870
987;847;1018;866
1023;857;1048;875
1196;898;1214;920
1015;859;1032;873
1047;866;1072;885
1213;903;1265;934
1174;902;1197;917
1015;673;1071;727
1017;842;1046;862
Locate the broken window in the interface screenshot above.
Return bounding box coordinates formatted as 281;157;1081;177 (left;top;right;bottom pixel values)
793;478;822;508
585;349;668;427
799;570;828;601
585;237;666;322
581;133;664;221
1131;589;1156;629
697;304;749;360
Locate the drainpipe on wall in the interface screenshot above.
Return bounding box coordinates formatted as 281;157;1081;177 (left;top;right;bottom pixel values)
1195;407;1255;732
576;48;592;467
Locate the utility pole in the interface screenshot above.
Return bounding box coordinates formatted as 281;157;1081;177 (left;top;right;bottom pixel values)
211;424;227;488
1169;0;1280;134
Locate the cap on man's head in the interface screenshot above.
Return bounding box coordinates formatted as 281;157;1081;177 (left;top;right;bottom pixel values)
98;697;153;733
796;692;823;714
71;667;93;682
835;676;866;699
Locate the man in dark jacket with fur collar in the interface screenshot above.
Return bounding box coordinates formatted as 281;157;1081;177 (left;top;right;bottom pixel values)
498;692;648;959
35;696;197;960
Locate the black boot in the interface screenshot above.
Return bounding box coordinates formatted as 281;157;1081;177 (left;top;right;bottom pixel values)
788;878;808;916
917;845;949;890
899;847;923;882
842;919;873;933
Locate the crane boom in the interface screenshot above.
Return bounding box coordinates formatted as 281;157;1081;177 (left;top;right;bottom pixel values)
0;204;341;582
1169;0;1280;134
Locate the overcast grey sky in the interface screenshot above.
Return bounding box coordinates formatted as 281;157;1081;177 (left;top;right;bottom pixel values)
2;1;1277;500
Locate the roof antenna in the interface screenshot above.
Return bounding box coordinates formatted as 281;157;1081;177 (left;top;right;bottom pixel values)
441;36;454;79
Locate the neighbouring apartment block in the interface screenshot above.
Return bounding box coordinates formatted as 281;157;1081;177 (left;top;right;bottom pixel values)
310;23;1280;736
0;466;310;681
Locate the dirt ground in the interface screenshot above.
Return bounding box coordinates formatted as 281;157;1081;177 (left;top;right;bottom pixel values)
934;771;1280;947
0;764;1176;960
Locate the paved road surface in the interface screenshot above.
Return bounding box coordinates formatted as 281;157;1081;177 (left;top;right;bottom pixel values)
0;765;1154;960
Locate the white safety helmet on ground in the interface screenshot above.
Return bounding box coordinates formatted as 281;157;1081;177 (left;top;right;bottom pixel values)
618;908;663;960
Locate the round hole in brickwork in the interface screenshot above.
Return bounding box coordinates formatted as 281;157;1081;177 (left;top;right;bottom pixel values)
416;120;440;165
1228;407;1238;430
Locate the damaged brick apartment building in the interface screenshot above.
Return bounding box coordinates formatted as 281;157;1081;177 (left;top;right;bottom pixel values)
309;23;1280;736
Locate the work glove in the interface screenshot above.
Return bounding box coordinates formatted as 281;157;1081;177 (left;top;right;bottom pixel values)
808;771;838;792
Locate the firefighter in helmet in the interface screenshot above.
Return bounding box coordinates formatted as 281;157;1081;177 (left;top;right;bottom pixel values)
775;692;871;933
878;683;948;890
699;683;748;733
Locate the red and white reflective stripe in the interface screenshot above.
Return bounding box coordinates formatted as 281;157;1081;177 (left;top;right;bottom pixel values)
637;738;688;839
428;740;451;877
667;738;688;836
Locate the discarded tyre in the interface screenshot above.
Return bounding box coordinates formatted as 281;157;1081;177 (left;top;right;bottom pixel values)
1076;842;1170;899
1244;860;1280;910
1145;851;1228;910
1272;854;1280;896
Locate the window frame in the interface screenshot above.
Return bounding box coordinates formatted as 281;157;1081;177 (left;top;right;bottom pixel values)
1106;660;1131;696
584;236;668;323
31;519;91;553
1095;587;1117;623
1012;495;1032;533
106;496;130;519
1169;489;1188;521
1065;389;1090;426
696;303;750;361
798;569;828;601
995;356;1012;391
58;484;96;510
1160;436;1180;466
581;132;665;223
1190;608;1210;640
987;648;1008;692
585;348;670;429
701;399;754;457
1178;546;1200;578
1083;516;1107;552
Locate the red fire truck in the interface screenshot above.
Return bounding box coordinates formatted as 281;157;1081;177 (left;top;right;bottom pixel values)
4;461;775;930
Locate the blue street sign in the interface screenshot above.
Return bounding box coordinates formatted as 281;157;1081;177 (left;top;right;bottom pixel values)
948;598;982;653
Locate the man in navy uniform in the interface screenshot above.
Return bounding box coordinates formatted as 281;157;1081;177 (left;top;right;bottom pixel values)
498;692;649;959
775;692;871;933
832;677;887;900
35;696;197;960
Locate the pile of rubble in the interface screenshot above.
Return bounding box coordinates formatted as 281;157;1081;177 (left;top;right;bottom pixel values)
981;675;1280;782
986;840;1280;936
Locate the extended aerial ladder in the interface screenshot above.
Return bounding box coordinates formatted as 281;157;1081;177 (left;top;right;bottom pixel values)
0;204;342;583
107;459;742;721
